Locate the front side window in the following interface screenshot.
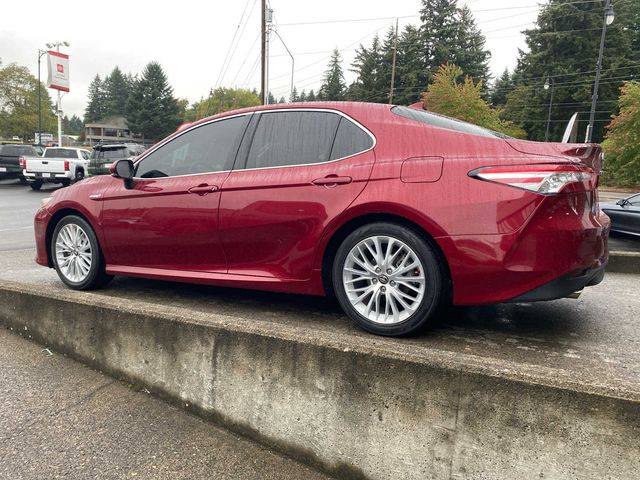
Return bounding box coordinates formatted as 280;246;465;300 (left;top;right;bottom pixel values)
245;111;341;169
136;115;248;178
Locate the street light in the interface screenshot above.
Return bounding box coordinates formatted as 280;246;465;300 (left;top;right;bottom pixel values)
37;49;48;146
585;0;614;143
544;77;555;142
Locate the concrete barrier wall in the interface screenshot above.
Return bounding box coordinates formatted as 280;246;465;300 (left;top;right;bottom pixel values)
1;283;638;480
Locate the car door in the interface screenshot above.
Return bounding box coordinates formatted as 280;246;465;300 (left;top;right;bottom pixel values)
218;109;375;280
101;114;250;272
618;194;640;234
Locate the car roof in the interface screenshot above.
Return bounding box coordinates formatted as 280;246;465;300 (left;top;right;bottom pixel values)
191;101;392;127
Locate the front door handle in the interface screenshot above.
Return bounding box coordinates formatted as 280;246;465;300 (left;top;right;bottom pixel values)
312;175;352;187
188;184;219;195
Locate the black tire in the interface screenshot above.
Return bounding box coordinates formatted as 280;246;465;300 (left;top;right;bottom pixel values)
332;222;446;336
73;169;84;184
51;215;113;290
19;177;28;185
61;179;71;187
30;181;43;191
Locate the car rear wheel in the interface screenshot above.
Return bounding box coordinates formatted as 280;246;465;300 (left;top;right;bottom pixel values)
29;181;43;191
332;223;445;336
51;215;113;290
73;169;84;183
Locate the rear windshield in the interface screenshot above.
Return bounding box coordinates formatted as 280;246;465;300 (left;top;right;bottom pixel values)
1;145;35;156
391;106;509;139
91;147;127;160
44;148;76;158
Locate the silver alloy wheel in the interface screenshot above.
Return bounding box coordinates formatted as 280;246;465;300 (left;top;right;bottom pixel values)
55;223;93;283
342;235;426;325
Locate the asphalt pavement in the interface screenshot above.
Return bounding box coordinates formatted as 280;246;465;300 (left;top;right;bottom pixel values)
0;179;59;251
0;328;331;480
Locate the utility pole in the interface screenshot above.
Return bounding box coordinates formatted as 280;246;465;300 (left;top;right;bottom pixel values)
261;0;266;105
585;0;615;143
37;49;47;146
388;18;399;104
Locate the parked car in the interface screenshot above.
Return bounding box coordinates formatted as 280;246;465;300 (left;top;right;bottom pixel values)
33;102;610;336
87;143;146;176
0;144;43;183
600;193;640;236
22;147;92;190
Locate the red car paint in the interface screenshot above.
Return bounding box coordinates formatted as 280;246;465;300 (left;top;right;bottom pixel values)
34;102;609;304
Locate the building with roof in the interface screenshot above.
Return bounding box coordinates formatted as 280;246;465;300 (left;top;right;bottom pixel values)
84;116;143;146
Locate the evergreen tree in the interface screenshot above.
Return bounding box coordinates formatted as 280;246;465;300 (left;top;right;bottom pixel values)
349;35;382;101
454;5;491;91
126;62;180;140
267;91;276;104
420;0;490;89
278;96;286;104
503;0;640;142
420;0;459;83
289;86;299;102
319;49;347;100
491;69;513;107
298;89;307;102
103;66;129;117
84;74;105;123
394;24;427;105
62;114;84;135
307;89;316;101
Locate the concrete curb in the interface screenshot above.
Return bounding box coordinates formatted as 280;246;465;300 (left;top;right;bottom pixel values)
607;251;640;274
0;281;638;480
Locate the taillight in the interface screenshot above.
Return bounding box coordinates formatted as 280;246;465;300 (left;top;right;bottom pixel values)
19;156;26;169
64;160;69;171
469;164;594;194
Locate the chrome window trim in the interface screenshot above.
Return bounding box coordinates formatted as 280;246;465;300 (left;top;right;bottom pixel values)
131;112;252;180
131;108;376;180
239;108;376;172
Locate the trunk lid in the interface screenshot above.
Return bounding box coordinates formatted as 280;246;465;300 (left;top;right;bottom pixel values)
505;139;604;174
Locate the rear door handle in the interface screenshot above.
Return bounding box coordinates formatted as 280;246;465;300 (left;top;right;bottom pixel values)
188;184;219;195
312;175;352;187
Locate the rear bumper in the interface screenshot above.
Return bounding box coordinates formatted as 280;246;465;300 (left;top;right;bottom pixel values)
508;262;606;302
438;192;610;305
24;171;72;182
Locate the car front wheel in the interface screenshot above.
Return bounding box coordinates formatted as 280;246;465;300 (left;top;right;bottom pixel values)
51;215;113;290
333;223;446;336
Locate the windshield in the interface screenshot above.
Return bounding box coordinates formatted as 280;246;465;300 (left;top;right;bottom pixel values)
391;106;509;139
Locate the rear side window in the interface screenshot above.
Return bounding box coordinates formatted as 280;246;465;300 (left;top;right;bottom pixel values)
101;147;127;160
329;118;373;160
392;105;508;139
245;111;340;169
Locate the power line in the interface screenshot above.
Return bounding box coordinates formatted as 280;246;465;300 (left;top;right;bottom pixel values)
215;0;256;88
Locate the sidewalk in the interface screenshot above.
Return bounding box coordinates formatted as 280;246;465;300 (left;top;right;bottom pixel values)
0;329;330;480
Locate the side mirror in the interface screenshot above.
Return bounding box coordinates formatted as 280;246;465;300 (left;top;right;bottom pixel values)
616;199;627;206
111;159;135;188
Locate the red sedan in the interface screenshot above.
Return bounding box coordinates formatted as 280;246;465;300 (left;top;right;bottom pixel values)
34;102;609;336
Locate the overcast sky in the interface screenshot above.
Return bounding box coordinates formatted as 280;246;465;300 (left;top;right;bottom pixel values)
0;0;540;118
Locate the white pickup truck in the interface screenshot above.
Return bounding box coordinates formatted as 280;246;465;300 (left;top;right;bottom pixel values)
22;147;92;190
